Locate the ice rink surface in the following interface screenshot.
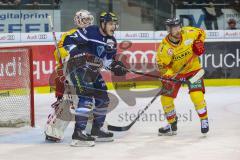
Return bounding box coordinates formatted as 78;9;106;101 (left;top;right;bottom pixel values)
0;87;240;160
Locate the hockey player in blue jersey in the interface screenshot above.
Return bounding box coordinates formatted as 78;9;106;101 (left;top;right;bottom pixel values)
59;11;127;147
45;9;95;142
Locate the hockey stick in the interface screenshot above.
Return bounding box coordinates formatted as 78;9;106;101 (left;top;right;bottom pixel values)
123;67;204;84
48;15;62;63
107;55;196;131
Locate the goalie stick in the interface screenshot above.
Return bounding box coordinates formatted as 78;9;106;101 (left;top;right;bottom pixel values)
107;55;199;131
48;16;62;63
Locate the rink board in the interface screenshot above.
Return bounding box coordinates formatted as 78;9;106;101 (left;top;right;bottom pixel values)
0;38;240;95
34;79;240;93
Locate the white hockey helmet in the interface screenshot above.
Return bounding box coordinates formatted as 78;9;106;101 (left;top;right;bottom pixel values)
74;9;94;28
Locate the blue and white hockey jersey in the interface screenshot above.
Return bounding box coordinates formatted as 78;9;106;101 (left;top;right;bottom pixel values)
56;25;117;69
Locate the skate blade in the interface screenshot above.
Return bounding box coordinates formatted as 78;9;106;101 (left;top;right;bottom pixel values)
202;133;208;137
44;130;64;142
158;131;177;136
45;135;61;143
70;140;95;147
95;137;114;142
201;128;209;137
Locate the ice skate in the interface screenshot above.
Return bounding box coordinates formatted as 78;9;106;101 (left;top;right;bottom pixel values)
158;118;178;136
70;128;95;147
201;118;209;136
91;126;114;142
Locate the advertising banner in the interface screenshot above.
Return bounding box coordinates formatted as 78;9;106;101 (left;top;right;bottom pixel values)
0;41;239;88
0;48;31;90
1;30;240;44
0;10;60;33
176;9;240;30
203;42;240;78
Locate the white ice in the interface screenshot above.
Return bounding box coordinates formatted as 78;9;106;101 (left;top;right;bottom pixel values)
0;87;240;160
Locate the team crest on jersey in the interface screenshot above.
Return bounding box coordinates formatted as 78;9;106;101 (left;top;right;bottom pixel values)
97;46;105;56
167;48;173;56
106;39;115;49
106;39;116;53
184;39;193;45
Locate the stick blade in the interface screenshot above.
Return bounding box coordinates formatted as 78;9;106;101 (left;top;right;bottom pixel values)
107;124;130;131
189;69;205;84
48;15;54;29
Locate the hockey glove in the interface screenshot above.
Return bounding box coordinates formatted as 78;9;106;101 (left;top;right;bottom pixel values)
55;67;65;100
85;54;103;68
110;61;127;76
192;40;205;56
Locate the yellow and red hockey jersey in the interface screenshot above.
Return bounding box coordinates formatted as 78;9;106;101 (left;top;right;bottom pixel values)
53;28;78;69
156;26;206;76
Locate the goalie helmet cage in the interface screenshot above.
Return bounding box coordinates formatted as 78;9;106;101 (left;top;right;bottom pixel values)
0;47;35;127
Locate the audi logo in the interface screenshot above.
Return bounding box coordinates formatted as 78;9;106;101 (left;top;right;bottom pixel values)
7;35;15;40
117;50;158;72
38;34;48;39
138;33;149;38
208;32;219;37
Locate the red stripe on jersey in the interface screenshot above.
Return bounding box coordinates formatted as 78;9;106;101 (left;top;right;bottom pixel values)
166;114;176;121
199;111;207;118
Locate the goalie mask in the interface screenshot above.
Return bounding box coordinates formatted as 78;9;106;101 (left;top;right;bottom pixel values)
74;10;94;28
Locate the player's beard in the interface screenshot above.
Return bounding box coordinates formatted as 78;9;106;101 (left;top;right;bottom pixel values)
168;26;181;42
106;27;115;36
171;30;181;39
108;29;114;36
169;33;181;43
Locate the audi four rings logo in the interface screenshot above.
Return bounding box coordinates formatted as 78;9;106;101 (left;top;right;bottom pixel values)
118;50;158;72
38;34;48;39
138;33;149;37
208;32;219;37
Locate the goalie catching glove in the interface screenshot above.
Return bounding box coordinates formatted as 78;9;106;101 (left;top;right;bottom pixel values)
110;60;127;76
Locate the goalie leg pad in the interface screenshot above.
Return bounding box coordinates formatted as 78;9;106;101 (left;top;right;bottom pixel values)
45;100;74;141
45;118;69;141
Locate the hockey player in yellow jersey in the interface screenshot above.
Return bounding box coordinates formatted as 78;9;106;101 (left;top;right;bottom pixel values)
156;18;209;136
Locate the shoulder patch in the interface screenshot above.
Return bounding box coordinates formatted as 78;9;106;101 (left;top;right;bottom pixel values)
184;39;193;45
82;28;87;34
106;39;115;48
